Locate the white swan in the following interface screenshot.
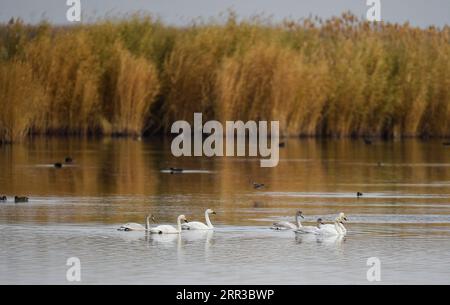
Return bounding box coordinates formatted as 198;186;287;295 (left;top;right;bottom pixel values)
149;215;189;234
316;213;348;236
338;215;347;235
294;218;324;234
117;214;155;231
271;210;304;230
182;209;216;230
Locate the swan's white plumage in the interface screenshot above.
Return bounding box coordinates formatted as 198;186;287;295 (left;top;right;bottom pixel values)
149;215;188;234
182;209;215;230
150;224;180;234
182;221;210;230
338;222;347;235
118;215;154;231
316;223;342;235
295;225;321;234
118;222;146;231
271;211;303;230
295;212;348;236
271;221;297;230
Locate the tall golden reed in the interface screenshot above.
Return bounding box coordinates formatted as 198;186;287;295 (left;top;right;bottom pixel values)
106;42;160;136
0;13;449;142
0;61;47;142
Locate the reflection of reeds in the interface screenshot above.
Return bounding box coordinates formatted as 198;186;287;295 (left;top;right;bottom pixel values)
0;13;449;142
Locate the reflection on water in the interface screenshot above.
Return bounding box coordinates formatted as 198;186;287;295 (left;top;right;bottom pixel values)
0;138;450;284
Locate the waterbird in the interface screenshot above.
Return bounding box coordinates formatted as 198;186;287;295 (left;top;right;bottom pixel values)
295;218;324;234
314;213;348;236
118;214;156;231
149;215;189;234
54;162;63;168
363;138;373;145
271;210;304;230
14;196;29;203
182;209;216;230
253;182;265;190
253;201;265;208
357;192;363;197
169;167;184;174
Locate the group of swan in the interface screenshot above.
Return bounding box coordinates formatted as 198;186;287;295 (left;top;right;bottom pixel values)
118;209;216;234
271;211;348;236
118;208;347;236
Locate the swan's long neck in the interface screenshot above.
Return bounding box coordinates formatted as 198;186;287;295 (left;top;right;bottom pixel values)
205;211;214;229
176;216;182;233
296;214;302;228
146;216;150;230
339;222;347;234
334;220;343;234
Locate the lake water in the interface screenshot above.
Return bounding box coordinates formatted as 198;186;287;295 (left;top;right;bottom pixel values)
1;138;450;284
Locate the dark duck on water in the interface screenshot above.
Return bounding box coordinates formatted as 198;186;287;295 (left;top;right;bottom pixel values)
169;168;184;174
253;182;265;190
14;196;29;203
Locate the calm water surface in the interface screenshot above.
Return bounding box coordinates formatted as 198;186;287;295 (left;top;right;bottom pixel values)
1;138;450;284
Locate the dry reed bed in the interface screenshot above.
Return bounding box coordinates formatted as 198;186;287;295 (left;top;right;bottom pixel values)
0;13;449;142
